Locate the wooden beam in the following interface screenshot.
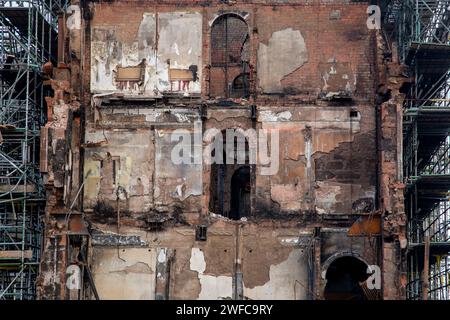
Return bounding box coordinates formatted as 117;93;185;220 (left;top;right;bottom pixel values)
0;250;33;259
348;215;381;236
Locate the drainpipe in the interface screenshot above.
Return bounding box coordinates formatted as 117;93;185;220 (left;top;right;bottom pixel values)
312;227;321;300
234;224;243;300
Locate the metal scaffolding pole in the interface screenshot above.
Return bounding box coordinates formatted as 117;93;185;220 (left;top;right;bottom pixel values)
383;0;450;300
0;0;66;300
386;0;450;300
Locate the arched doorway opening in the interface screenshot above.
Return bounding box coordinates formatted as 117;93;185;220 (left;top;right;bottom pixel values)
324;256;369;300
230;166;250;220
208;130;251;219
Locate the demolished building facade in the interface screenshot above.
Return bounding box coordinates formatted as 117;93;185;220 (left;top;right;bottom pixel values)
2;0;414;300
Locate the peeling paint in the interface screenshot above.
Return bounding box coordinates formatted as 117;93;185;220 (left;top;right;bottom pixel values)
258;28;308;93
190;248;233;300
244;250;307;300
259;110;292;122
91;12;202;96
92;248;156;300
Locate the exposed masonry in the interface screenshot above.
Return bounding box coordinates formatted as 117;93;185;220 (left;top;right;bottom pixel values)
257;28;309;93
36;0;407;300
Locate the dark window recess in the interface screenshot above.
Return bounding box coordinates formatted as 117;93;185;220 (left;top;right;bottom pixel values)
350;110;359;118
148;221;164;232
229;166;251;220
230;74;249;98
210;14;250;99
99;154;119;196
196;225;207;241
209;131;251;220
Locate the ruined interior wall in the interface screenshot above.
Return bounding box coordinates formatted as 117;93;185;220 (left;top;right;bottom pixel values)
83;104;376;220
81;113;379;299
83;108;203;228
88;1;372;100
37;0;401;300
90;7;203;95
81;1;381;300
89;220;310;300
91;247;157;300
255;105;376;216
255;4;371;98
88;222;378;300
375;32;408;299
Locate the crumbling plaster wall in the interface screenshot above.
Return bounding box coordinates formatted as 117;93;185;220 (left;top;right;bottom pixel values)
39;0;394;300
257;28;308;93
254;4;371;97
154;127;203;208
90;8;202;95
85;103;376;219
255;105;376;216
81;101;378;300
83;107;203;228
374;31;408;299
91;247;157;300
88;221;375;300
88;2;373;99
88;220;312;300
83;129;154;213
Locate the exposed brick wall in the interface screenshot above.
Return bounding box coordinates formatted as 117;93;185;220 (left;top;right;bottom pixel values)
85;0;375;100
254;4;372;97
211;15;248;66
210;14;249;97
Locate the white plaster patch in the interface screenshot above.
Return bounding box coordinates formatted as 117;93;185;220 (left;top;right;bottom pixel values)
66;5;81;30
277;111;292;121
189;247;233;300
198;275;233;300
172;43;180;56
145;111;162;122
190;248;206;274
257;28;308;93
244;249;307;300
174;113;190;123
157;249;166;263
90;12;202;96
305;138;312;169
278;237;300;245
258;110;292;122
175;184;184;197
315;181;340;214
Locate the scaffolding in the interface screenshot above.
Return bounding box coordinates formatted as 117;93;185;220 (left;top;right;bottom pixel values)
385;0;450;300
0;0;65;300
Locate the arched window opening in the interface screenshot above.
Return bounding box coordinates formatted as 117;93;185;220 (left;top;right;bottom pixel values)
230;74;249;98
210;14;250;98
324;256;370;300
